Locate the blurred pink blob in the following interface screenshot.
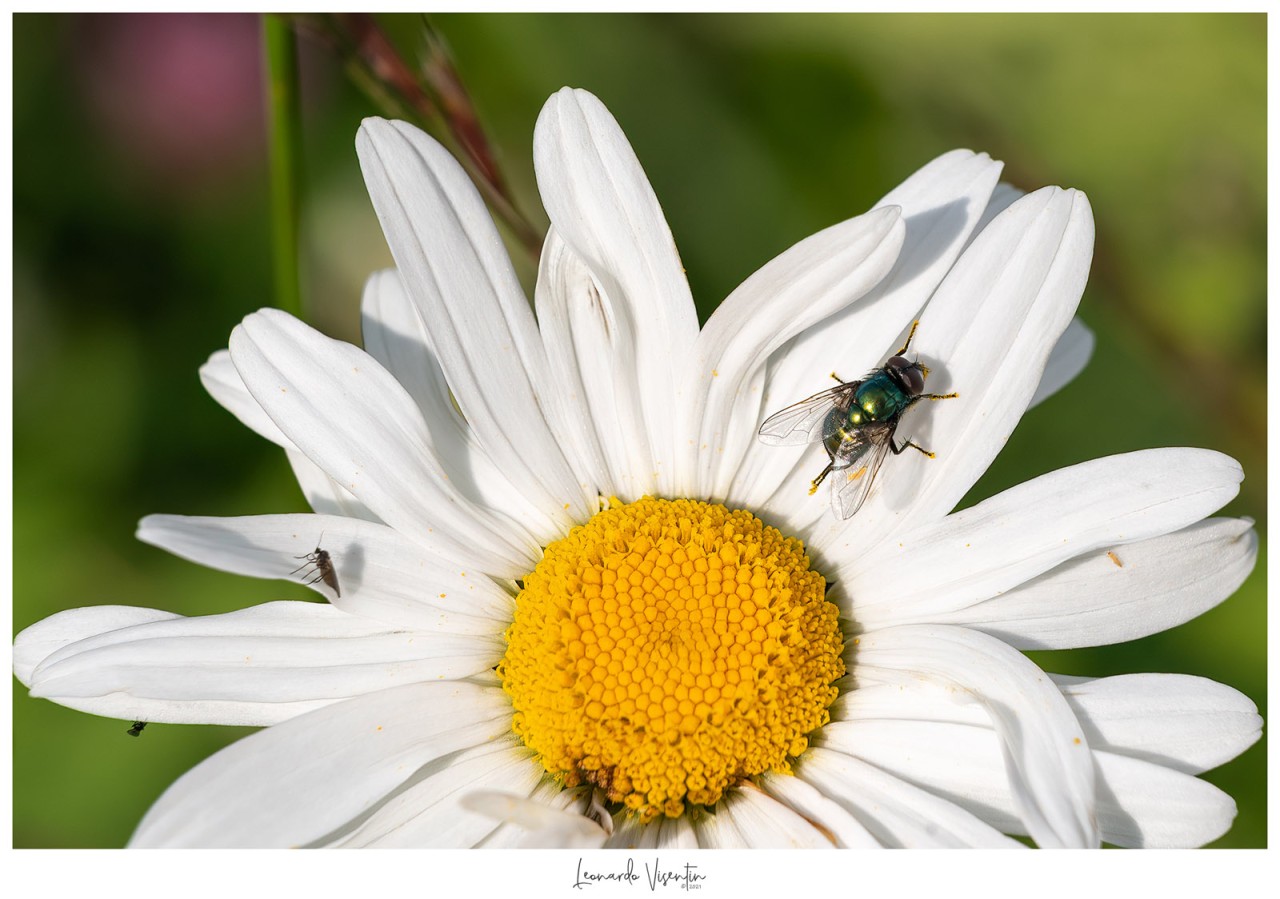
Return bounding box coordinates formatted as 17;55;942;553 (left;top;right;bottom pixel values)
76;14;271;185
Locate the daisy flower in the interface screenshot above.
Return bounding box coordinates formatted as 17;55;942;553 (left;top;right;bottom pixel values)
13;88;1260;849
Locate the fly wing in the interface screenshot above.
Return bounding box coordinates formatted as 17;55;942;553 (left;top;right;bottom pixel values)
828;423;894;519
319;565;342;598
757;383;857;447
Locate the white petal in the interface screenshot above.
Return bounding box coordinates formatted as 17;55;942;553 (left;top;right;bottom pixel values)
356;117;592;523
731;150;1003;519
688;205;905;499
284;447;380;522
527;231;613;498
831;677;994;730
359;268;456;434
534;87;699;496
25;601;499;726
326;738;543;847
687;786;831;848
199;349;290;447
1054;673;1262;775
360;268;560;543
687;809;746;848
872;150;1002;274
836;717;1238;848
230;308;538;577
851;624;1098;847
605;811;701;849
201;350;380;521
535;228;647;499
797;747;1020;847
653;813;699;848
931;517;1257;649
759;773;882;847
837;669;1259;782
1092;750;1238;848
129;681;512;847
1029;317;1094;408
460;790;608;849
605;814;661;849
964;181;1025;251
583;788;616;839
137;512;514;632
769;150;1005;412
14;606;179;686
813;186;1095;551
820;717;1031;839
474;780;583;848
839;449;1244;631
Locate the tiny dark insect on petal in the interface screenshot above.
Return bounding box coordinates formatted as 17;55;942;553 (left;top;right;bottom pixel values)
291;543;342;597
127;721;147;737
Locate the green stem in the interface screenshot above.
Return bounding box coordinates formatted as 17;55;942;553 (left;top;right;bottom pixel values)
263;14;304;318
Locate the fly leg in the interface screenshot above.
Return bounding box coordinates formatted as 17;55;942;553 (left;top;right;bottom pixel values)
891;387;956;460
809;450;856;494
288;557;315;576
891;437;936;459
808;461;836;495
893;320;921;356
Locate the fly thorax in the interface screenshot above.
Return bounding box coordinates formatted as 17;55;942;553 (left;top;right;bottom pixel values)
854;381;901;421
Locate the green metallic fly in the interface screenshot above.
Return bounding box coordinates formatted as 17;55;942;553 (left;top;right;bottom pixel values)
757;321;958;519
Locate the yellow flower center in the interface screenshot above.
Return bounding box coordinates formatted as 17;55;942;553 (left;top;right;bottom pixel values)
499;497;844;822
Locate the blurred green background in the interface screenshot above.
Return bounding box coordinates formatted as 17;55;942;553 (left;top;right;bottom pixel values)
12;13;1265;848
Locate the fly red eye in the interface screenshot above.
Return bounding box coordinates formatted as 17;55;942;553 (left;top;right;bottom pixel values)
894;362;925;395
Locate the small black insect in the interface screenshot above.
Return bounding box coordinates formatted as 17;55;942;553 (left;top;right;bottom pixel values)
126;721;147;737
291;536;341;597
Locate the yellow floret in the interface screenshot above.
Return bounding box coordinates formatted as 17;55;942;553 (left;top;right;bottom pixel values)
498;497;844;821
